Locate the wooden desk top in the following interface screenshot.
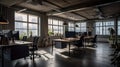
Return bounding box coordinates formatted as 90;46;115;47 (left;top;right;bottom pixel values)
84;36;94;39
53;38;79;42
0;40;32;47
11;40;33;45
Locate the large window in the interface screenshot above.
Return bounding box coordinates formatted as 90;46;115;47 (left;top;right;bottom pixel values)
15;12;40;36
118;20;120;35
95;20;114;35
48;18;64;36
68;22;75;31
75;22;86;32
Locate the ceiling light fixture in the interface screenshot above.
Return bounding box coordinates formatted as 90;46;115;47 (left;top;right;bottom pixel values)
75;24;79;27
63;22;68;25
0;5;9;24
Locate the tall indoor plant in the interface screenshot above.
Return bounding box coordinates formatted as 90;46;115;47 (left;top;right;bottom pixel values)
108;27;115;46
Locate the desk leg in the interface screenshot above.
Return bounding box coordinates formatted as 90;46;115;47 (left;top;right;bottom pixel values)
52;41;53;54
33;50;34;61
32;45;34;61
84;39;86;48
69;43;70;56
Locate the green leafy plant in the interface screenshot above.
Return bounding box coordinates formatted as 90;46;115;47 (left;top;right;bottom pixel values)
48;29;54;36
108;28;115;40
19;32;26;40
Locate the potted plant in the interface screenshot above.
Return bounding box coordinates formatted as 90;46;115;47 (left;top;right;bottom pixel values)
108;28;115;46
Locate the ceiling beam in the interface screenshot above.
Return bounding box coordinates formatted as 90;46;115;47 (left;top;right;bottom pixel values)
71;12;88;19
48;0;120;14
44;0;87;19
44;0;62;8
12;5;45;14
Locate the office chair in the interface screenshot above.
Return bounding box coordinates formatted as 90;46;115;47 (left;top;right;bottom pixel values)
29;36;40;59
90;35;97;47
88;31;92;36
73;35;85;51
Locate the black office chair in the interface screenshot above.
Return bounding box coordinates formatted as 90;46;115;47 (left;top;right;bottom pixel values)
83;32;87;36
88;31;92;36
22;36;27;41
73;35;85;51
90;35;97;47
29;36;40;59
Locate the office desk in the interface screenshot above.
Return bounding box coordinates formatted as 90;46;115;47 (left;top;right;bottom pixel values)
52;38;79;56
0;40;32;67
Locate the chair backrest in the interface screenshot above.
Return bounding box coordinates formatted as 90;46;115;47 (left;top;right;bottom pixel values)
88;31;92;36
22;36;27;41
93;35;97;43
75;35;84;47
12;31;19;40
32;36;39;50
83;32;87;36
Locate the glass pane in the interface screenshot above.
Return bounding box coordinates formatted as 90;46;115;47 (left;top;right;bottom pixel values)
106;27;110;35
29;15;38;23
29;30;38;36
96;22;100;26
69;28;74;31
100;27;102;35
96;27;99;35
106;21;112;26
15;12;27;21
99;22;102;26
81;28;86;32
118;26;120;35
59;21;64;25
53;19;59;25
76;28;80;32
53;26;58;32
59;26;63;34
15;22;27;29
103;27;106;35
15;29;27;36
48;25;53;32
102;22;106;26
48;19;52;24
118;21;120;25
69;23;74;27
29;24;38;30
59;26;63;31
81;23;86;27
109;21;114;25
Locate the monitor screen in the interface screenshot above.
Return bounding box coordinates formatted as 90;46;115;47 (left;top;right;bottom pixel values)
65;31;76;38
12;31;19;40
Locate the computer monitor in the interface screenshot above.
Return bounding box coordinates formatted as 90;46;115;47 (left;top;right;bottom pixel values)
65;31;76;38
12;31;19;40
2;30;13;38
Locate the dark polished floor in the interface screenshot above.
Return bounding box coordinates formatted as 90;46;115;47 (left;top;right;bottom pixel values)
0;43;114;67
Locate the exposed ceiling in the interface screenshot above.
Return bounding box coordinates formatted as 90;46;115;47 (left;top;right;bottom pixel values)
0;0;120;21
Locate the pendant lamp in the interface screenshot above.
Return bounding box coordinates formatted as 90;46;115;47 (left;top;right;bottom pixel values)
0;5;9;24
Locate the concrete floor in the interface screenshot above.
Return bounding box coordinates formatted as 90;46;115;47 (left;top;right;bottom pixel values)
0;43;114;67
